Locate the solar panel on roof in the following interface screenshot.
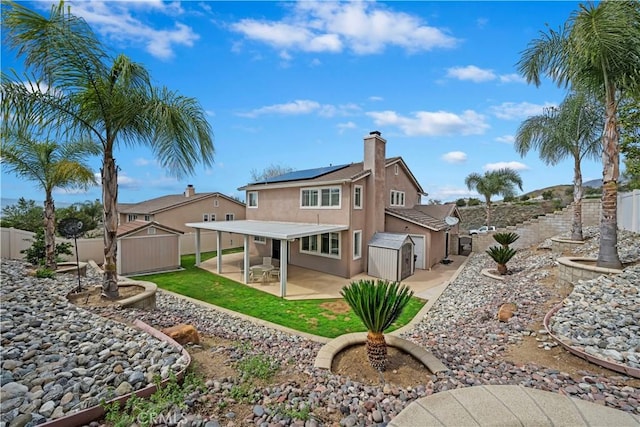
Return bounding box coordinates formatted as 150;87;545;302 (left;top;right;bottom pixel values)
253;164;350;184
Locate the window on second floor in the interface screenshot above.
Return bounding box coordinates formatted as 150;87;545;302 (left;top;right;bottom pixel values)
248;191;258;208
225;213;234;221
394;164;399;175
213;199;219;207
210;214;216;221
203;214;209;222
354;185;363;209
390;190;405;207
143;215;151;221
127;214;137;222
301;186;340;208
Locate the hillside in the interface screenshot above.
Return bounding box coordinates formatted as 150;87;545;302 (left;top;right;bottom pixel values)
458;200;569;232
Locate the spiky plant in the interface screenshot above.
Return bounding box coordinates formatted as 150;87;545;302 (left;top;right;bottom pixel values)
486;246;517;275
340;279;414;371
493;232;520;248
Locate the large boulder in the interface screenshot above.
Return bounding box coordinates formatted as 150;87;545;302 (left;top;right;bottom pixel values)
497;303;517;322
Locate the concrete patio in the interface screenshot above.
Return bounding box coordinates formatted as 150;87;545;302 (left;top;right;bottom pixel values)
198;251;466;300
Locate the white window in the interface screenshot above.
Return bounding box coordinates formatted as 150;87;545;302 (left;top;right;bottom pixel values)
143;215;151;221
395;164;399;175
213;199;219;207
353;230;362;259
225;213;234;221
127;214;137;222
147;227;156;235
248;191;258;208
390;190;405;207
254;236;266;244
210;214;216;221
203;214;209;222
301;232;340;258
354;185;363;209
301;186;341;208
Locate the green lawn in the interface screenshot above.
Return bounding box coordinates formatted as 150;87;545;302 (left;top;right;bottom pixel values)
134;250;426;339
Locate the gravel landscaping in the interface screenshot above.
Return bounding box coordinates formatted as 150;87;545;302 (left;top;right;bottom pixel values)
1;227;639;426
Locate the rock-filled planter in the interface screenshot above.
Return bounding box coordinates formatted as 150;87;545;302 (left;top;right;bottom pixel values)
550;237;585;255
556;256;622;286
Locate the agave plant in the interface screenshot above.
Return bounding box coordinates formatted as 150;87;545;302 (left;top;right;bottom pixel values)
493;232;520;248
486;246;517;275
340;279;414;371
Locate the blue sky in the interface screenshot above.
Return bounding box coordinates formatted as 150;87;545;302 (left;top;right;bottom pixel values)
1;0;605;206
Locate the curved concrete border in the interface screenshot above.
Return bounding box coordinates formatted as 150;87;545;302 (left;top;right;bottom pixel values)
389;385;640;427
551;237;585;255
481;268;505;281
115;281;157;309
56;262;87;276
313;332;448;374
39;320;192;427
544;303;640;379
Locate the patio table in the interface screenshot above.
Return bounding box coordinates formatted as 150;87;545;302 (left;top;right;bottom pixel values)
250;264;274;284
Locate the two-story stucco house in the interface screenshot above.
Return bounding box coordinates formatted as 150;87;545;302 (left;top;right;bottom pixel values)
188;131;461;297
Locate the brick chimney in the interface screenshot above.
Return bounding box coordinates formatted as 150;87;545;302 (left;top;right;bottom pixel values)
185;184;195;197
364;131;386;234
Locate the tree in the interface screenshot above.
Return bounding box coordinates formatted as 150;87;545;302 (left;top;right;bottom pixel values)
514;91;602;241
619;92;640;189
250;163;294;182
340;280;413;372
2;1;215;297
464;168;523;226
517;0;640;269
58;199;103;235
0;198;43;232
1;129;97;269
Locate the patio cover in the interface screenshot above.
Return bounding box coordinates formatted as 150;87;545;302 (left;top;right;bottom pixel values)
185;220;349;297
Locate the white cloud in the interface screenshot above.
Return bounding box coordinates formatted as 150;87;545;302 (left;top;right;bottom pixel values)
428;186;475;201
230;1;458;56
442;151;467;163
495;135;514;144
446;65;496;82
337;121;357;134
134;158;152;166
369;96;384;102
491;101;556;120
239;100;359;118
65;1;198;59
93;171;140;189
367;109;489;136
499;73;526;83
483;161;529;171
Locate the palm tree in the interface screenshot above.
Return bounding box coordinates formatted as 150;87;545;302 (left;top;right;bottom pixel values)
486;246;517;275
464;168;524;227
340;280;414;372
517;1;640;269
2;2;215;297
1;129;97;270
514;91;602;241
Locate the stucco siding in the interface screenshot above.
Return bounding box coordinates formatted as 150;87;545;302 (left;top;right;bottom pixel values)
385;164;420;208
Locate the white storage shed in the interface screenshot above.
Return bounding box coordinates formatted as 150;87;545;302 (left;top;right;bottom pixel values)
367;232;414;282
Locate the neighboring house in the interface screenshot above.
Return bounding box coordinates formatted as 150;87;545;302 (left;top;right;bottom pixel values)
117;220;183;276
187;131;462;296
118;186;246;233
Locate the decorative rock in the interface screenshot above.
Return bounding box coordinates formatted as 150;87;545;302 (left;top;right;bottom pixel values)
497;303;517;322
161;324;200;345
114;381;132;396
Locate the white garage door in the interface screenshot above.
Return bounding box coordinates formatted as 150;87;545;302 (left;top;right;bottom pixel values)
411;235;425;269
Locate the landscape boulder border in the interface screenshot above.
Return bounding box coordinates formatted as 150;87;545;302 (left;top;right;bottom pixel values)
544;303;640;379
550;237;585;255
38;319;192;427
55;261;87;277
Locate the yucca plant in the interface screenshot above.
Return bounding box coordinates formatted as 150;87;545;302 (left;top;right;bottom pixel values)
340;279;414;371
493;232;520;248
486;246;517;275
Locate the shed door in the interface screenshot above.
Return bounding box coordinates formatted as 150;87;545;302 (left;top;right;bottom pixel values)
400;243;413;280
411;235;425;269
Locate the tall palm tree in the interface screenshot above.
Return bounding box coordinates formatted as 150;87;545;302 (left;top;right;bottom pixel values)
464;168;524;227
341;280;414;372
517;0;640;269
2;1;215;297
1;130;97;269
515;91;602;241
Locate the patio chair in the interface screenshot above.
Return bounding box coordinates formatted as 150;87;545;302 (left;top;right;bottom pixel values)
263;257;272;266
270;269;280;280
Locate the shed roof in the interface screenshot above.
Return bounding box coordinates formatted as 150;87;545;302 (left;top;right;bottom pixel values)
369;232;413;250
117;220;184;238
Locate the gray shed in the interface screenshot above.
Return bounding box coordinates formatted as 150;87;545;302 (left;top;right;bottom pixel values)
368;232;414;282
116;220;183;276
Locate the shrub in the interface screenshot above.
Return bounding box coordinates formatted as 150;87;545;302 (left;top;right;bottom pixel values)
502;195;516;203
35;268;56;278
467;198;481;206
493;232;519;247
21;229;73;266
541;190;554;200
519;195;530;201
486;246;517;275
455;198;467;207
564;187;574;196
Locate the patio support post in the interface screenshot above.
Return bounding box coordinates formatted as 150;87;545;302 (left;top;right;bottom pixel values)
216;231;222;274
194;229;201;266
279;239;288;297
243;235;250;284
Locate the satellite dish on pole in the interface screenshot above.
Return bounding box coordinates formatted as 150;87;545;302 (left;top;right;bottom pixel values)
57;218;85;294
445;216;459;226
